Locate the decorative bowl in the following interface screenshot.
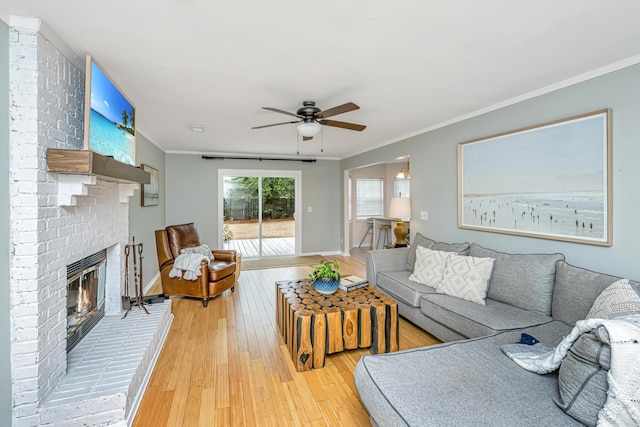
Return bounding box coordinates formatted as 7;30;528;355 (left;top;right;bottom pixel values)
311;276;340;295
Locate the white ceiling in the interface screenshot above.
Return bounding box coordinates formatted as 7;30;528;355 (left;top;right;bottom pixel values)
3;1;640;159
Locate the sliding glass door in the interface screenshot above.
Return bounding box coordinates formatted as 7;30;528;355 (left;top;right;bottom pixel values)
219;170;301;258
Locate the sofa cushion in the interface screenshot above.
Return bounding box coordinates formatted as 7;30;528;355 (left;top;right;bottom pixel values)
586;279;640;320
420;294;552;338
555;326;611;427
469;243;564;315
354;321;581;427
437;253;495;305
552;261;623;326
377;270;438;308
408;246;452;288
406;233;470;272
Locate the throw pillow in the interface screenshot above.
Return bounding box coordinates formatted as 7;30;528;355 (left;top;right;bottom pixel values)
555;326;611;427
437;253;495;305
180;244;212;259
405;233;470;272
586;278;640;319
408;246;453;288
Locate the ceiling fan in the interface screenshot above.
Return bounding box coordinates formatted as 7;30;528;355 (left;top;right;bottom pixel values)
252;101;366;140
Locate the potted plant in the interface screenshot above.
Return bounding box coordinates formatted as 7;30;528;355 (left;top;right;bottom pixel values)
308;260;340;295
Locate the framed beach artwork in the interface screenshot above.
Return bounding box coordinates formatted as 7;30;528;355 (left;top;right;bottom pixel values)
458;109;612;246
141;164;159;207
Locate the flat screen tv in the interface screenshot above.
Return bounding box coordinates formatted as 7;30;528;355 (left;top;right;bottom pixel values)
83;55;136;166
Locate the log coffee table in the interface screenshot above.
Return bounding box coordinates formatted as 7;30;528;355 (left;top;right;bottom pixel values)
275;279;399;372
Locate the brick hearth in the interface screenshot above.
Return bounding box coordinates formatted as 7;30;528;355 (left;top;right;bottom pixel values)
40;304;172;426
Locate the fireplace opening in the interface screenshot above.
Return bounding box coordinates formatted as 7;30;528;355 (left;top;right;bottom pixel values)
67;250;107;352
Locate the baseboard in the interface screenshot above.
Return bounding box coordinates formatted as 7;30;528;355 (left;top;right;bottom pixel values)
143;271;160;294
297;250;350;258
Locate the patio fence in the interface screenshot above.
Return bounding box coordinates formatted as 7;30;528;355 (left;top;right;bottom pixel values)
224;197;295;221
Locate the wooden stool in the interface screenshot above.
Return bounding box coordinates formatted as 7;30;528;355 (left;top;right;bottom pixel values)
358;218;374;249
377;224;391;249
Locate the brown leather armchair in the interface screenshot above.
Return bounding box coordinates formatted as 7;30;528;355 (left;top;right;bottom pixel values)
155;223;237;307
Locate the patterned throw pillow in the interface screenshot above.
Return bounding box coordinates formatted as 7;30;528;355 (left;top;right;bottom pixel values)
586;278;640;319
437;253;495;305
408;246;453;288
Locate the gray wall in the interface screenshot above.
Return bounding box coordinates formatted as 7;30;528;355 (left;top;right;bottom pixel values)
0;18;11;427
165;154;341;254
343;63;640;280
129;132;166;291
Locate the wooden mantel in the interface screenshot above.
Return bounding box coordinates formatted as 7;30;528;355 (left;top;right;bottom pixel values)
47;148;151;185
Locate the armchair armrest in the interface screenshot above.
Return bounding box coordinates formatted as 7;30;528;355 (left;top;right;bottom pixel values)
212;249;236;263
158;259;209;298
365;248;410;290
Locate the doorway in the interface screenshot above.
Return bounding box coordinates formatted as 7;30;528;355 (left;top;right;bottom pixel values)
342;157;410;256
218;169;302;258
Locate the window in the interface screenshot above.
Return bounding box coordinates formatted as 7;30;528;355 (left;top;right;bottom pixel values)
394;178;410;198
356;178;383;219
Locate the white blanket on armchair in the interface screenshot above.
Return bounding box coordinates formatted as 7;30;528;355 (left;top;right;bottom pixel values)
505;315;640;427
169;253;209;281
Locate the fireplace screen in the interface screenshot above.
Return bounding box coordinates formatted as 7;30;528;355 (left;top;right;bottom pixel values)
67;250;106;351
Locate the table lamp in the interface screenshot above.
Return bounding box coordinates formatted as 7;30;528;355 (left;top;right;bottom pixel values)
388;197;411;247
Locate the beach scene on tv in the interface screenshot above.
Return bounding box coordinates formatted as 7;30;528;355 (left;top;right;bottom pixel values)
88;61;135;166
460;114;608;242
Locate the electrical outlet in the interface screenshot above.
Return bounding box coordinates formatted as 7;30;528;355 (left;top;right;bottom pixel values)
420;211;429;220
307;206;312;213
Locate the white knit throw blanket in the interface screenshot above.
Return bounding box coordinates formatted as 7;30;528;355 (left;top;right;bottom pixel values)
506;315;640;426
169;253;209;281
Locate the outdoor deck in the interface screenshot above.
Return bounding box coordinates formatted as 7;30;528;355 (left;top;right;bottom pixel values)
223;237;295;258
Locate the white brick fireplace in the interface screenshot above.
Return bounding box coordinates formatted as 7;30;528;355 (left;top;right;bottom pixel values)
8;19;172;426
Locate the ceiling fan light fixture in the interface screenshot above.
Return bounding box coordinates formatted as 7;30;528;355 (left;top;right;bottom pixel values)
297;121;322;137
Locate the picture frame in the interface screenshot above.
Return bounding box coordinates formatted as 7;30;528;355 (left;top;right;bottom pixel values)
141;164;159;207
458;109;612;246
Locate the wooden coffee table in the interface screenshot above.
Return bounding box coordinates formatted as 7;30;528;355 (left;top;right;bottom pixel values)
275;279;399;372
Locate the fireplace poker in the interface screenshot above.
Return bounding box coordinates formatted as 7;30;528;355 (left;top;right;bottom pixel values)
136;241;148;314
121;244;132;316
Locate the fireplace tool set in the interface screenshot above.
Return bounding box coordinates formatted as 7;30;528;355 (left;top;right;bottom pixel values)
122;236;149;318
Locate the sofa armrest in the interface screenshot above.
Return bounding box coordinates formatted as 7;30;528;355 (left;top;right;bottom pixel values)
365;248;410;289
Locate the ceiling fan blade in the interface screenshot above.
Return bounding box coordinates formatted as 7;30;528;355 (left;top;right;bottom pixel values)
251;120;300;129
319;119;366;131
302;136;313;141
262;107;302;118
315;102;360;119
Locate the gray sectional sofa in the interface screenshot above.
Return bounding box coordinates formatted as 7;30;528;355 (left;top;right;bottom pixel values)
354;233;638;426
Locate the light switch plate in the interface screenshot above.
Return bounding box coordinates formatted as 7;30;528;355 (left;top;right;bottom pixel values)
420;211;428;220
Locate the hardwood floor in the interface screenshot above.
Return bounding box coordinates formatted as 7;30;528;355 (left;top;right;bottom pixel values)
134;256;439;426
